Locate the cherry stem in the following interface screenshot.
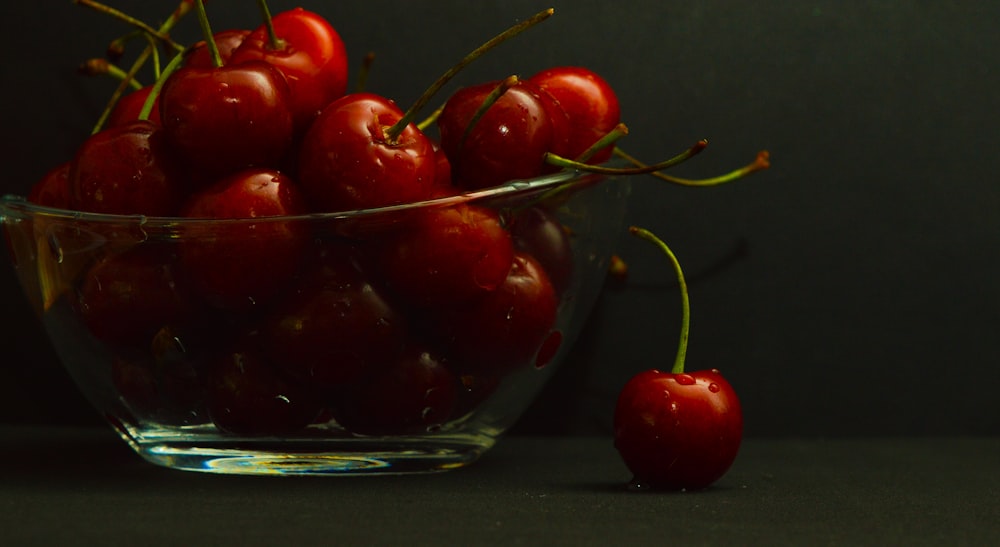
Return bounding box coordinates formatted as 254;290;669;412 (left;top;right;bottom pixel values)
356;51;376;93
138;51;187;121
459;75;520;151
73;0;185;53
256;0;286;51
545;139;708;175
193;0;222;68
575;123;629;162
78;58;143;90
629;226;689;375
615;148;771;187
90;0;194;134
385;7;555;143
416;105;444;131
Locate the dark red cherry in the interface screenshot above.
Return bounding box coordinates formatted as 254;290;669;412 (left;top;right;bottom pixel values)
177;168;309;312
68;120;183;216
508;206;574;294
159;61;294;179
436;252;559;375
184;28;250;69
260;244;408;391
334;344;458;436
375;203;514;309
28;162;72;209
297;92;438;212
106;86;162;128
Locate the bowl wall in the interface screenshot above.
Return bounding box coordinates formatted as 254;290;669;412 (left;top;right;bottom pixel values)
1;170;630;475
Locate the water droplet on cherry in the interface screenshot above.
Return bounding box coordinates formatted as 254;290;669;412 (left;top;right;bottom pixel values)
708;383;720;393
675;374;695;385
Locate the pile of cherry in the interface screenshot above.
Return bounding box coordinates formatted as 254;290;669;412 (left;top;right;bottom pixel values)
28;2;629;437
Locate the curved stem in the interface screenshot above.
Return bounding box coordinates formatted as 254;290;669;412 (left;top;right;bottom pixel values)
385;7;554;143
544;139;708;175
575;123;629;162
459;75;519;151
256;0;286;50
193;0;222;67
138;51;187;121
78;58;143;90
629;226;689;375
615;148;771;187
73;0;185;53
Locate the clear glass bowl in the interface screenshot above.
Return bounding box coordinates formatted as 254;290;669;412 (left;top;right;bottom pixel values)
1;169;629;475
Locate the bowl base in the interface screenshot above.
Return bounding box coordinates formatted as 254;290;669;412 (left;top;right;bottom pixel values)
115;425;496;476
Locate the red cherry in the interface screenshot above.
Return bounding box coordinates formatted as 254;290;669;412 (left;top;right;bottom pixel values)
28;162;72;209
528;66;621;163
230;7;349;134
508;206;574;294
184;28;250;69
159;60;294;179
177;168;309;312
334;344;458;436
297;92;438;212
73;244;199;348
260;244;408;391
106;86;162;128
68;120;183;216
614;369;742;490
613;227;743;490
205;340;323;436
437;78;571;190
437;252;559;375
375;203;514;309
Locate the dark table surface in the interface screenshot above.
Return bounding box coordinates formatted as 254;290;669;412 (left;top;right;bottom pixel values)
2;425;997;546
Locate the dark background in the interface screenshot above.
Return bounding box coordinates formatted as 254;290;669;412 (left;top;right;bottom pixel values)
1;1;997;438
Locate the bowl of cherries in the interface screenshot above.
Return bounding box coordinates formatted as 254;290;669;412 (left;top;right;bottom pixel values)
0;2;645;475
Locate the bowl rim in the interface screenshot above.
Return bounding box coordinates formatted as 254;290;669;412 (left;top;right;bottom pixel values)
0;167;608;227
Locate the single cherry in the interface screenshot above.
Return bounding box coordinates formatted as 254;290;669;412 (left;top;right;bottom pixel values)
508;206;574;294
613;227;743;491
435;252;559;375
528;66;621;163
260;243;409;392
67;119;183;216
230;6;349;134
28;162;72;209
437;78;571;190
106;86;162;128
297;92;438;212
374;202;514;309
184;28;250;69
177;168;309;312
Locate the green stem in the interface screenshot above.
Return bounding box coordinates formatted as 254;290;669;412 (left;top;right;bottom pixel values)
575;123;629;163
78;58;143;89
614;148;771;187
629;226;689;375
138;51;187;121
193;0;222;68
256;0;286;50
73;0;185;53
545;139;708;175
459;75;520;151
385;7;555;143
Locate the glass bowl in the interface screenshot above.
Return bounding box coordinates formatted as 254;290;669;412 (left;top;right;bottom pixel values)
1;168;630;475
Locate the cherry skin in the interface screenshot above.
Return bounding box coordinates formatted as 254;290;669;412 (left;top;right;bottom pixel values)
106;86;162;128
528;66;621;163
260;243;408;392
28;162;72;209
508;206;574;295
204;338;323;436
230;7;349;134
74;243;200;348
177;168;309;312
435;252;559;375
159;60;294;179
333;343;458;436
297;92;438;212
68;120;183;216
437;79;571;190
374;203;514;310
184;28;250;69
614;369;742;490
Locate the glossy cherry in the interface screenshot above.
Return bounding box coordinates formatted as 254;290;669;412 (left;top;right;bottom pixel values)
68;120;183;216
260;243;408;391
184;28;250;69
508;206;574;294
177;168;309;312
375;202;514;309
613;227;742;491
435;252;559;374
106;86;162;128
159;60;294;179
437;78;571;190
297;92;438;212
528;66;621;163
230;7;349;134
